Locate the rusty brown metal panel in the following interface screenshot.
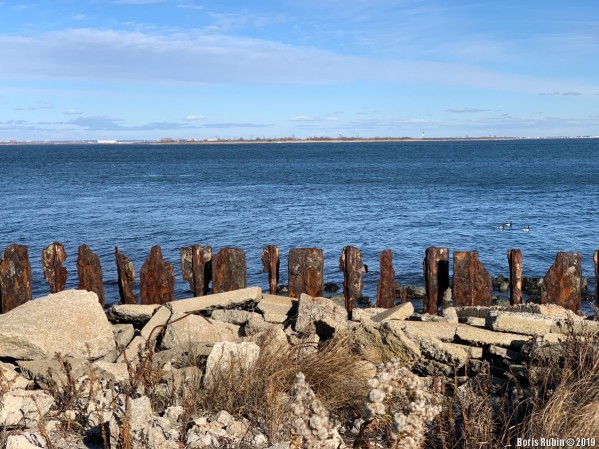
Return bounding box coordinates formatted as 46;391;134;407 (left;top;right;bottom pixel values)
376;249;395;308
0;244;33;313
41;242;67;294
288;248;324;299
115;246;138;304
212;247;246;293
139;245;175;305
261;245;280;295
452;251;492;307
181;245;212;297
506;249;523;305
77;244;105;306
423;247;449;314
541;252;582;312
339;246;366;314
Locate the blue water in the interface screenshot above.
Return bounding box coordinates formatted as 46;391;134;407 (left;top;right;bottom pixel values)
0;139;597;306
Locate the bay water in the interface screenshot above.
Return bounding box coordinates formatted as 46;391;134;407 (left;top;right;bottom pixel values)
1;139;597;306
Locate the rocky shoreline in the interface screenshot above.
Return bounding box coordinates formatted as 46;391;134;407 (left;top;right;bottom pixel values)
0;287;596;448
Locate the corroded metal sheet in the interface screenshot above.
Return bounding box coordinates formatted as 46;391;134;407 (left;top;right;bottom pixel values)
140;245;175;305
506;249;523;305
339;246;366;315
42;242;67;293
423;247;449;314
115;246;138;304
376;249;395;308
77;244;105;306
212;247;246;293
180;245;212;296
261;245;279;295
452;251;492;307
541;252;581;312
288;248;324;299
0;244;32;313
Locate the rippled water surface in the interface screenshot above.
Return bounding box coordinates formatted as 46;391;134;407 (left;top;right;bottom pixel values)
1;139;598;305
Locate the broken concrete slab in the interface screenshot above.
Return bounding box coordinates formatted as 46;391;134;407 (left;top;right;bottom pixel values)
371;302;414;323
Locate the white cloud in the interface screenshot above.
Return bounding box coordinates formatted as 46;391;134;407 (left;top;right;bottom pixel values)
184;115;205;121
446;108;490;113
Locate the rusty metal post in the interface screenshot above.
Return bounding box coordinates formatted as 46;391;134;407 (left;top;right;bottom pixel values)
288;248;324;299
339;246;366;316
0;244;33;313
506;249;523;305
399;286;408;304
376;249;395;308
41;242;67;293
181;245;212;296
541;252;582;312
77;244;105;306
115;247;138;304
212;247;246;293
595;250;599;307
140;245;175;305
261;245;280;295
423;247;449;314
452;251;492;307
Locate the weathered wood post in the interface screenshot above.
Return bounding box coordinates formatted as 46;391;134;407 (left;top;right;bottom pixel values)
212;247;246;293
288;248;324;298
376;249;395;308
115;246;138;304
452;251;492;307
595;250;599;307
42;242;67;293
541;252;582;312
261;245;279;295
423;247;449;314
339;246;366;316
77;244;105;306
506;249;523;305
180;245;212;296
140;245;175;305
0;244;33;313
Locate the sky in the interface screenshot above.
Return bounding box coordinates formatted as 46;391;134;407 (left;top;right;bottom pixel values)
1;0;598;141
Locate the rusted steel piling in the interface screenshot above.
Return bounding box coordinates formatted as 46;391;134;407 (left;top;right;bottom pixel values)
77;244;105;306
506;249;523;305
212;247;247;293
541;252;582;312
452;251;492;307
0;244;33;313
180;245;212;297
261;245;279;295
42;242;67;294
376;249;396;308
140;245;175;305
288;248;324;298
423;247;449;314
339;246;366;316
115;247;138;304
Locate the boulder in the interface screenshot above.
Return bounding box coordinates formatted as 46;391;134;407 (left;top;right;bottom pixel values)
109;395;153;449
294;294;348;338
0;290;115;360
5;433;47;449
170;287;261;313
371;302;414;322
0;389;54;427
161;313;240;350
0;361;30;390
351;307;387;322
92;361;130;384
107;304;161;326
257;294;297;324
398;321;459;342
210;309;255;325
17;358;88;390
485;311;556;336
455;324;529;348
204;341;260;388
112;323;135;349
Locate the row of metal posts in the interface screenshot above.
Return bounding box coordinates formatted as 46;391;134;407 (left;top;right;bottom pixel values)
0;242;594;314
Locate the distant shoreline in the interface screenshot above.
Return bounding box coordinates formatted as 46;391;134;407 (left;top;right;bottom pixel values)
1;135;598;145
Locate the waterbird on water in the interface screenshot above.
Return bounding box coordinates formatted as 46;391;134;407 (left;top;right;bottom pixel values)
495;224;505;230
504;221;512;227
522;225;531;232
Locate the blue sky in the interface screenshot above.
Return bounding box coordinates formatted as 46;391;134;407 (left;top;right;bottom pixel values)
1;0;598;140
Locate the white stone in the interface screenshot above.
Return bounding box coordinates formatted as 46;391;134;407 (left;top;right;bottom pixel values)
257;294;297;323
5;433;47;449
204;341;260;388
0;289;115;360
0;389;54;427
161;313;240;350
294;294;348;336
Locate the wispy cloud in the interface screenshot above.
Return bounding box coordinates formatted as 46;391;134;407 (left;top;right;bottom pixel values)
289;115;337;122
202;122;271;128
184;115;204;121
446;108;490;113
64;109;83;115
540;91;583;96
13;101;54;111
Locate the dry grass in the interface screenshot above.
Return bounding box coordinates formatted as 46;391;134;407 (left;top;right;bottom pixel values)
194;328;372;442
